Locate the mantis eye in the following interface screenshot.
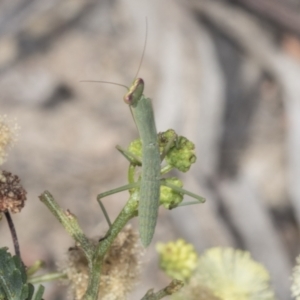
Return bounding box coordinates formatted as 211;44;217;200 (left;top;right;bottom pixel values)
123;93;133;104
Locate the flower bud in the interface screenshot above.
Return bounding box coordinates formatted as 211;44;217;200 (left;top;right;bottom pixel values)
160;177;183;209
157;239;198;281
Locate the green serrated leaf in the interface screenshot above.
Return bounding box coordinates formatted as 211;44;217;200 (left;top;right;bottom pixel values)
0;247;29;300
26;283;35;300
32;285;45;300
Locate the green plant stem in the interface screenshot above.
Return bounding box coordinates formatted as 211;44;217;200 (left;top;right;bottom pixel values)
4;211;20;258
28;272;66;284
83;192;138;300
39;191;94;261
141;280;184;300
26;260;45;276
39;190;139;300
33;285;45;300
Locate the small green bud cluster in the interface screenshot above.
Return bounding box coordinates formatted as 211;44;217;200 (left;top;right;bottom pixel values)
128;139;142;159
126;130;197;209
160;178;183;209
127;129;197;173
159;129;196;172
156;239;198;281
158;129;177;150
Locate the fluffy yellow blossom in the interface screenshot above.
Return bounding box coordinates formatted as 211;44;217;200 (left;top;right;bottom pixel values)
291;254;300;299
172;247;274;300
172;283;221;300
193;248;275;300
156;239;198;281
63;225;144;300
0;115;18;165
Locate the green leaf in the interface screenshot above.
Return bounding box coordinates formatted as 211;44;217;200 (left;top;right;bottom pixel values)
26;284;35;300
32;285;45;300
0;247;28;300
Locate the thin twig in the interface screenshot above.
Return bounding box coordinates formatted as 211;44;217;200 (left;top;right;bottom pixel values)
141;280;184;300
4;211;20;257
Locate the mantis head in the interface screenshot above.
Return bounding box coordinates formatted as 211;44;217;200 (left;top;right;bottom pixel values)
123;78;144;106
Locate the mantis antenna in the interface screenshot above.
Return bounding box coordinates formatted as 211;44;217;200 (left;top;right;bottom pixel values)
133;17;148;80
80;18;148;88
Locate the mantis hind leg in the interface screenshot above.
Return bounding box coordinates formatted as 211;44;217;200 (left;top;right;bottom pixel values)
160;180;205;208
116;145;142;166
97;182;140;227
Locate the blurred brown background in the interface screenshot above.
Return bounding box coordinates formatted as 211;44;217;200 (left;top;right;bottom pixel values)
1;0;300;299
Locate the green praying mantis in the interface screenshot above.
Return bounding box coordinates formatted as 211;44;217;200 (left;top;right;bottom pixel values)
84;29;205;247
93;78;206;247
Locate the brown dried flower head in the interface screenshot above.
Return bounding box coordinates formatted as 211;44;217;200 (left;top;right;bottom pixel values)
0;170;27;213
63;225;144;300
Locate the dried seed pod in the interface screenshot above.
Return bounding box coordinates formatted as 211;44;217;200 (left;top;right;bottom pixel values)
0;170;27;213
62;225;144;300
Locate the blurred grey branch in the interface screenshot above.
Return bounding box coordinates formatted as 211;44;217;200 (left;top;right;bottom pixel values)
187;0;300;232
232;0;300;37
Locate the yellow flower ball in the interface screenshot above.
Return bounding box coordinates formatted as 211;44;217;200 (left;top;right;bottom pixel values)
156;239;198;281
